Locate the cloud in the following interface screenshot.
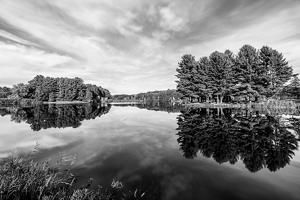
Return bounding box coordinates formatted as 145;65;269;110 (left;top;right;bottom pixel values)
0;30;40;47
0;41;73;86
0;0;300;93
159;5;188;32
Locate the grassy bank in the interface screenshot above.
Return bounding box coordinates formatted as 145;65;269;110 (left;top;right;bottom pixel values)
0;149;120;200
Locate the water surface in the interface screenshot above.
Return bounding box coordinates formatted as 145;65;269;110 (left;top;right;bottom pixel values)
0;104;299;200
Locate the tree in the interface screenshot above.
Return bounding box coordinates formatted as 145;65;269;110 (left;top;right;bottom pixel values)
281;76;300;99
206;51;235;103
0;86;11;92
194;57;211;102
10;83;29;98
235;45;265;95
27;75;45;99
176;54;198;102
175;44;295;103
259;46;293;97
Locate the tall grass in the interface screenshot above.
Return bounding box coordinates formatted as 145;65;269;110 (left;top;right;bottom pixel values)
0;144;120;200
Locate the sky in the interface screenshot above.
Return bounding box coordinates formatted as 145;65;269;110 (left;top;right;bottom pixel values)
0;0;300;94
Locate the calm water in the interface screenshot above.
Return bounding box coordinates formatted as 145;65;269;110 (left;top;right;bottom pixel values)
0;104;300;200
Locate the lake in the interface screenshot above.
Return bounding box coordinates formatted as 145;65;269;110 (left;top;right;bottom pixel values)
0;103;300;200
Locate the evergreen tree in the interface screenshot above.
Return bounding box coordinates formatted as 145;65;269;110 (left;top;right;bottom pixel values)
260;46;293;97
206;51;235;103
194;57;210;102
235;45;264;95
176;54;198;102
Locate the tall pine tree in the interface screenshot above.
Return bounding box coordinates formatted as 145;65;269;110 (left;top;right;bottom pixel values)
260;46;293;97
176;54;198;102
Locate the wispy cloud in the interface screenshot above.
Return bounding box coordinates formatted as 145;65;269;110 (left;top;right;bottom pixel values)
0;0;300;93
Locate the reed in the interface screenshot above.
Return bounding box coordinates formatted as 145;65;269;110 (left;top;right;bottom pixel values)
0;144;119;200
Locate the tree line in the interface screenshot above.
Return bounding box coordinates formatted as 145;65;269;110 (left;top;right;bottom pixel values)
112;89;182;102
176;44;297;103
0;75;111;102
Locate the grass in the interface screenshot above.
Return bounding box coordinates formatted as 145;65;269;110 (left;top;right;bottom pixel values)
0;144;120;200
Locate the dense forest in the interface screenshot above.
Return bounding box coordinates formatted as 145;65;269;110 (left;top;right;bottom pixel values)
0;104;111;131
176;44;299;103
112;89;182;102
0;75;111;103
177;107;300;172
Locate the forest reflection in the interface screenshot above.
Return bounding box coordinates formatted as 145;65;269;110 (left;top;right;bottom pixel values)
0;104;111;131
177;108;300;173
112;101;184;113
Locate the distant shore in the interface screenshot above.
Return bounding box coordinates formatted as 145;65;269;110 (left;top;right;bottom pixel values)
43;101;89;104
109;101;143;104
186;101;299;109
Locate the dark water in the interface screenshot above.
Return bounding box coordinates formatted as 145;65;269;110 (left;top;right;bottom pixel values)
0;103;300;200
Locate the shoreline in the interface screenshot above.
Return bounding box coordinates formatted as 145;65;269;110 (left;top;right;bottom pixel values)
109;101;143;104
43;101;89;104
186;102;299;109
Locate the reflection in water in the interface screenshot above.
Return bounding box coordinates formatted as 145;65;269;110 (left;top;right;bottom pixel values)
111;101;184;113
1;104;300;199
177;108;300;172
0;104;111;131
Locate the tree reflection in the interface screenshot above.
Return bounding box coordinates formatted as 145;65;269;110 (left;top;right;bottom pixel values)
111;101;184;113
137;101;184;113
177;108;299;172
1;104;111;131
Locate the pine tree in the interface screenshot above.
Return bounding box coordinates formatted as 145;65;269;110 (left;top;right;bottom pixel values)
206;51;235;103
194;57;211;102
176;54;198;102
235;45;264;95
260;46;293;97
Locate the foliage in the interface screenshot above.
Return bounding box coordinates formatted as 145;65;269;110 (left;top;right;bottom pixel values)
0;92;11;98
3;75;111;103
112;89;182;102
281;76;300;99
0;98;38;106
175;54;198;101
176;44;294;103
259;46;293;97
0;86;11;92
